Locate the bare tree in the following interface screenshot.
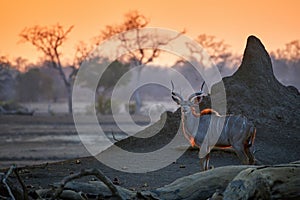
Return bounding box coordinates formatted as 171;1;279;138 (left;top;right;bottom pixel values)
19;24;88;113
73;41;94;69
13;57;29;72
186;34;239;75
271;40;300;90
196;34;231;64
96;10;184;112
272;40;300;63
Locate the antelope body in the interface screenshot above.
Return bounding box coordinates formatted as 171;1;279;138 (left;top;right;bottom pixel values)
171;83;256;170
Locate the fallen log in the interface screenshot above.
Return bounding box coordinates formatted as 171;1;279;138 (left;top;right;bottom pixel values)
141;163;300;200
142;165;254;200
223;163;300;200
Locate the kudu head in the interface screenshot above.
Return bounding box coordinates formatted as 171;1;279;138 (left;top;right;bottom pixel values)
171;81;205;115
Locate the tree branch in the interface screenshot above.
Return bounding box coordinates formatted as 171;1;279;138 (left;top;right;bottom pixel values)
52;168;123;200
14;168;29;200
1;165;16;200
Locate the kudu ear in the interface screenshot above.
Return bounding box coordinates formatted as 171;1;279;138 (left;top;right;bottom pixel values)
188;91;204;104
194;96;203;105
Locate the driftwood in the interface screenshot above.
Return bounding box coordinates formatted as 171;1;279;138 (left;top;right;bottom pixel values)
0;165;27;200
142;165;254;200
149;163;300;200
51;168;132;200
2;162;299;199
36;181;136;200
223;164;300;200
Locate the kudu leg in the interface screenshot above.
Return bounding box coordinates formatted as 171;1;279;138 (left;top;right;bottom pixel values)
199;153;210;171
233;145;249;165
244;133;256;164
244;145;255;164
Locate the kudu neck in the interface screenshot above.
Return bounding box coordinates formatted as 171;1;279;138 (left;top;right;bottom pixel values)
181;107;199;137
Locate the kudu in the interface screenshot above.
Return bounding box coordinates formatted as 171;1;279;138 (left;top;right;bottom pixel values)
171;82;256;170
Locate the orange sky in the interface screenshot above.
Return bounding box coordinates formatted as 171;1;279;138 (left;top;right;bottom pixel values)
0;0;299;65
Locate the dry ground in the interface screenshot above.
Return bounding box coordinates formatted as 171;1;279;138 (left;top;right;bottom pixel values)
0;112;299;191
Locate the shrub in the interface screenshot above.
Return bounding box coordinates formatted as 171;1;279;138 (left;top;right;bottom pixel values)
96;95;119;115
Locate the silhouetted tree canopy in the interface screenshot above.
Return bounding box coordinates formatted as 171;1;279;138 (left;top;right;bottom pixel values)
272;40;300;62
271;40;300;90
77;58;130;95
0;56;17;101
16;68;54;102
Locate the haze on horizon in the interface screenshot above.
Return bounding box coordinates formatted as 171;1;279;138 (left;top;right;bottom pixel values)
0;0;299;65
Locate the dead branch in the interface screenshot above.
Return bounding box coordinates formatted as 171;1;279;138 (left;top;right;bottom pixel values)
0;195;9;199
1;165;16;200
52;168;123;200
14;168;29;200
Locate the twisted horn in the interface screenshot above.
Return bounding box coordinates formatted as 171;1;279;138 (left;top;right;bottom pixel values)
188;81;206;102
200;81;205;91
171;80;183;104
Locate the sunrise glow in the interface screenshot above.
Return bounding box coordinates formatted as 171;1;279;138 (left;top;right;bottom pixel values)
0;0;299;64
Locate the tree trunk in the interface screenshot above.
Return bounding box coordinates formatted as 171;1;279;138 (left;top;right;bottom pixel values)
134;89;142;113
132;60;143;114
66;84;72;114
